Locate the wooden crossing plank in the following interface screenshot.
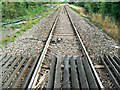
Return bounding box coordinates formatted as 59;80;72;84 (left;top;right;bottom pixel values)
108;55;120;72
63;55;70;88
82;58;98;89
2;56;16;73
47;55;57;89
0;53;7;62
3;56;27;88
69;56;79;88
104;55;120;83
113;55;120;65
2;55;11;66
12;57;34;88
2;56;21;80
54;55;61;88
100;56;120;88
44;55;103;89
76;56;89;89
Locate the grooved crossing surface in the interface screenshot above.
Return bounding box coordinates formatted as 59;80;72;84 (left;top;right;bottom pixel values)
0;53;38;88
100;55;120;88
46;55;100;89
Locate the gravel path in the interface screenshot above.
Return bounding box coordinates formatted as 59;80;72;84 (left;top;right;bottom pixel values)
66;6;118;89
0;8;59;57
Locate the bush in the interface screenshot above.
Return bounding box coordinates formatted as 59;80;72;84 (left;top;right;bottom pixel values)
70;2;120;24
2;2;48;22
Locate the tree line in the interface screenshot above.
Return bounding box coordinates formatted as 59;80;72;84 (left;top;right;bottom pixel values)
69;2;120;24
2;2;120;24
2;2;49;21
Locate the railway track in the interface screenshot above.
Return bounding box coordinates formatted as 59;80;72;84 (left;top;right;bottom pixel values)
1;5;104;89
28;5;103;89
2;5;119;89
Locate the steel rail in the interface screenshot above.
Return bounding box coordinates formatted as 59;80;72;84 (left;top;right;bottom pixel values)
65;6;104;89
28;6;61;88
21;55;40;88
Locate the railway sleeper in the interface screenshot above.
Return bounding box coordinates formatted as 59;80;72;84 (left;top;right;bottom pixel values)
46;55;102;89
100;54;120;88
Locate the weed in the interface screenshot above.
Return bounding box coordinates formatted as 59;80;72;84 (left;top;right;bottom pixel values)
1;6;57;47
20;27;27;31
69;5;87;17
25;20;33;29
32;19;40;24
89;13;119;40
1;38;8;44
70;5;119;41
8;36;15;42
15;30;22;36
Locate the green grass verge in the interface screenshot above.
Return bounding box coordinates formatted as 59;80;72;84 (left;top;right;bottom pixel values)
1;6;57;48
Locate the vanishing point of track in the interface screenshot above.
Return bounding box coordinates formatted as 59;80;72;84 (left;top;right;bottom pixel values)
28;5;104;89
